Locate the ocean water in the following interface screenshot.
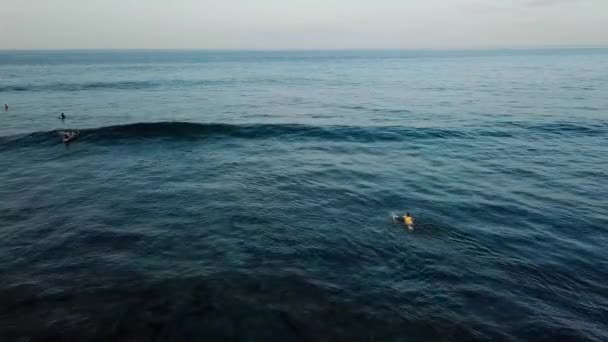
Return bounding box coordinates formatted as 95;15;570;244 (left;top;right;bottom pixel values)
0;49;607;341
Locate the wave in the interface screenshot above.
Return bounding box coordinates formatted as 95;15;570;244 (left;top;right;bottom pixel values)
1;121;605;151
0;80;231;92
0;122;470;149
499;121;608;136
338;105;412;114
0;77;317;93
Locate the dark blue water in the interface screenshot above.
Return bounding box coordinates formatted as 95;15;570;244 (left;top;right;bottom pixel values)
1;49;607;341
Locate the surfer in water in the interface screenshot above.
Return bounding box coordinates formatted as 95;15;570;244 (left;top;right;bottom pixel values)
403;213;414;230
3;104;7;111
59;130;79;144
393;212;415;230
403;212;414;230
60;113;66;120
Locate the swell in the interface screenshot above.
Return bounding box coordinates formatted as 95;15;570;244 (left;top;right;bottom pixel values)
0;80;229;92
0;77;313;93
499;120;608;136
0;121;605;151
0;122;467;150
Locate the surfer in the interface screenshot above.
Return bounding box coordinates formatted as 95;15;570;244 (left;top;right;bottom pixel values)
60;130;79;144
60;113;66;120
392;212;415;230
404;212;414;230
3;104;7;111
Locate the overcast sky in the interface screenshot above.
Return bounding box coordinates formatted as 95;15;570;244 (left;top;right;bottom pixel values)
1;0;607;49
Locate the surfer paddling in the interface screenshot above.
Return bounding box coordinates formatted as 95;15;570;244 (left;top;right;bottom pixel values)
59;130;79;144
403;212;414;230
394;212;415;230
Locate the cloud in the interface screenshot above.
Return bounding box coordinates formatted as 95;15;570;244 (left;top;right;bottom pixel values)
525;0;583;7
462;1;519;13
463;0;587;12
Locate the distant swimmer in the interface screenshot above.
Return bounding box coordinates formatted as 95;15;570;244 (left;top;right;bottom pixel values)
60;113;66;120
3;104;7;111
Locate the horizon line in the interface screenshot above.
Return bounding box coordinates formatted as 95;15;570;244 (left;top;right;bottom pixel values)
1;45;607;52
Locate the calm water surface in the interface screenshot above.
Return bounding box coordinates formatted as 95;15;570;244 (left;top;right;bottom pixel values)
0;49;607;341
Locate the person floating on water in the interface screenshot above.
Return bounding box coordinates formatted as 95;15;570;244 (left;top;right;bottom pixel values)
3;104;7;111
60;113;66;120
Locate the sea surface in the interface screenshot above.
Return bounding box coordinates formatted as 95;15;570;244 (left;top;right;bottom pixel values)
0;49;607;341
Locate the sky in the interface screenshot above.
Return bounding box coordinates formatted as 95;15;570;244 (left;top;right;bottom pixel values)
0;0;607;49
